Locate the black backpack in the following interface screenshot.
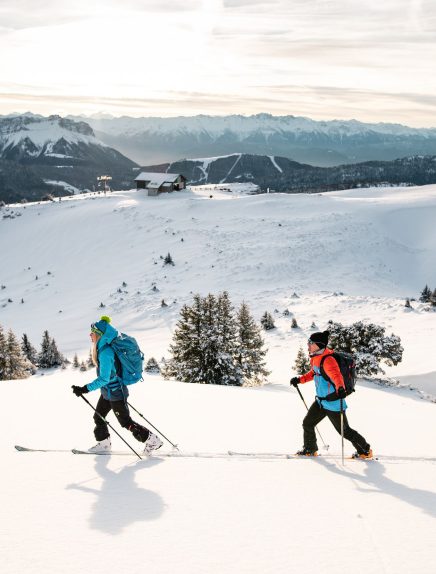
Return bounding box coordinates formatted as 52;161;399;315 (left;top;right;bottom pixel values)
319;351;356;398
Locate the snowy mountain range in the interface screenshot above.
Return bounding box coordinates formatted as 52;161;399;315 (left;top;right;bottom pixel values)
3;113;436;203
70;112;436;166
0;114;138;202
2;184;436;573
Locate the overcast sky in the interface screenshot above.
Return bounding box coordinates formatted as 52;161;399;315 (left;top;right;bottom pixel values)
0;0;435;125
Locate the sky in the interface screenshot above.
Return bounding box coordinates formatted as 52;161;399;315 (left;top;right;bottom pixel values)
0;0;436;126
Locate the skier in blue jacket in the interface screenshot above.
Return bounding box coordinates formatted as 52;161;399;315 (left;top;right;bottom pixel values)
72;316;162;454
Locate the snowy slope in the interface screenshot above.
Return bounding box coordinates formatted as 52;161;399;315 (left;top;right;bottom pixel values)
1;184;436;573
2;371;436;574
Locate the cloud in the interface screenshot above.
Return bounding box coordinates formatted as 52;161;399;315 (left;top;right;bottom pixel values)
0;0;202;31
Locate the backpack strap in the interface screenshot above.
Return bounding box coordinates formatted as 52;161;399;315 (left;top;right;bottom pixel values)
99;341;122;382
317;355;339;401
319;355;336;385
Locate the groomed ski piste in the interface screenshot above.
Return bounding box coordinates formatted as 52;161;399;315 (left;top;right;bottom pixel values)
1;183;436;574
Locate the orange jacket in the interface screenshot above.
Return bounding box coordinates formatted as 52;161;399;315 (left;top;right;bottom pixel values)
299;348;345;391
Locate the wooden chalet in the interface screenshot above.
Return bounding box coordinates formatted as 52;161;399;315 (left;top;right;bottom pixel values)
134;172;186;196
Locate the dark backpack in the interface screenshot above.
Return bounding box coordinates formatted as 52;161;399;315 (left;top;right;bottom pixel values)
110;333;144;386
319;351;356;397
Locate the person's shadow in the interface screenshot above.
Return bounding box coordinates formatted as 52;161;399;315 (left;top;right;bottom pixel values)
67;455;164;534
317;457;436;519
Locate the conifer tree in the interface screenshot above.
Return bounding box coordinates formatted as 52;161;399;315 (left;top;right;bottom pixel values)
293;346;310;375
431;288;436;307
145;357;160;373
87;350;94;368
73;354;80;369
21;333;38;365
0;324;8;380
327;320;403;376
164;252;174;265
291;318;299;328
237;302;269;385
3;329;32;379
164;293;242;386
214;291;242;386
419;285;432;303
163;294;204;383
260;311;275;330
80;361;87;372
49;337;63;367
38;331;63;368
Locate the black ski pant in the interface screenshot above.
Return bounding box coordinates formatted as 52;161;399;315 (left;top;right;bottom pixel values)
303;400;370;454
93;395;150;443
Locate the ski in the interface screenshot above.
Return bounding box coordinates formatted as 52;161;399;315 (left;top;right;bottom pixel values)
15;445;71;453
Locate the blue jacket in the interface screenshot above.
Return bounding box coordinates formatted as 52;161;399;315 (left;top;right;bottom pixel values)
86;323;129;401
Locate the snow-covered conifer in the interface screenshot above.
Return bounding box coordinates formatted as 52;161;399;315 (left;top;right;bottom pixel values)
327;320;403;376
291;318;299;328
145;357;160;374
3;329;33;380
21;333;38;365
0;324;8;379
164;292;242;386
260;311;275;330
419;285;432;303
38;331;64;368
293;346;310;375
163;295;204;383
73;354;80;369
214;291;242;386
237;301;269;385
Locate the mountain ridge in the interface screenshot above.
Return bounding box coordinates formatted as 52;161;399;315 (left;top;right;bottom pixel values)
0;114;138;202
65;112;436;166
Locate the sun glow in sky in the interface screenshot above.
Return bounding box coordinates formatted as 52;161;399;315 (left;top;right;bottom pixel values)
1;0;436;125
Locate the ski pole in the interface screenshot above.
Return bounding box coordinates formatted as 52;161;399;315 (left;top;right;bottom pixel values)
340;398;344;466
295;385;330;451
127;401;179;450
79;395;142;460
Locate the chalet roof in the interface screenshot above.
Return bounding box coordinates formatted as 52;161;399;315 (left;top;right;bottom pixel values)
134;172;182;187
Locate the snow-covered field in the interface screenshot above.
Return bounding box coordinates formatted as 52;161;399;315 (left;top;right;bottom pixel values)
1;184;436;573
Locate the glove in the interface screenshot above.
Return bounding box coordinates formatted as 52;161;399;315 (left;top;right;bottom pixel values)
337;387;346;399
72;385;89;397
290;377;300;387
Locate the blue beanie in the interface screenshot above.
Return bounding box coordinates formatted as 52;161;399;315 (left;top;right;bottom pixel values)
91;315;112;336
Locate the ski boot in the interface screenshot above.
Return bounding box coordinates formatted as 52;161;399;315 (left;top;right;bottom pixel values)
88;437;111;453
295;447;318;456
143;432;163;455
351;448;373;460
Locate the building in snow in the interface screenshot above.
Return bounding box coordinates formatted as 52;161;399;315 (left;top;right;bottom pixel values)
134;172;187;196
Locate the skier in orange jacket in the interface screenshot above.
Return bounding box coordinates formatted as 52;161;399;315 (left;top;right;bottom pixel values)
290;330;372;458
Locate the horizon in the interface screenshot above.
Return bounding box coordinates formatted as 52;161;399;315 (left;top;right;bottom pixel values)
1;1;436;127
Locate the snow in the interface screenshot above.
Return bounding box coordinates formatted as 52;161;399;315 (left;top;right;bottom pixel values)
0;116;107;154
269;155;283;173
1;183;436;573
134;172;181;185
43;180;81;194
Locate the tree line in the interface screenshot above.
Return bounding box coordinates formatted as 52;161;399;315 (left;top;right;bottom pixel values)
0;324;65;380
